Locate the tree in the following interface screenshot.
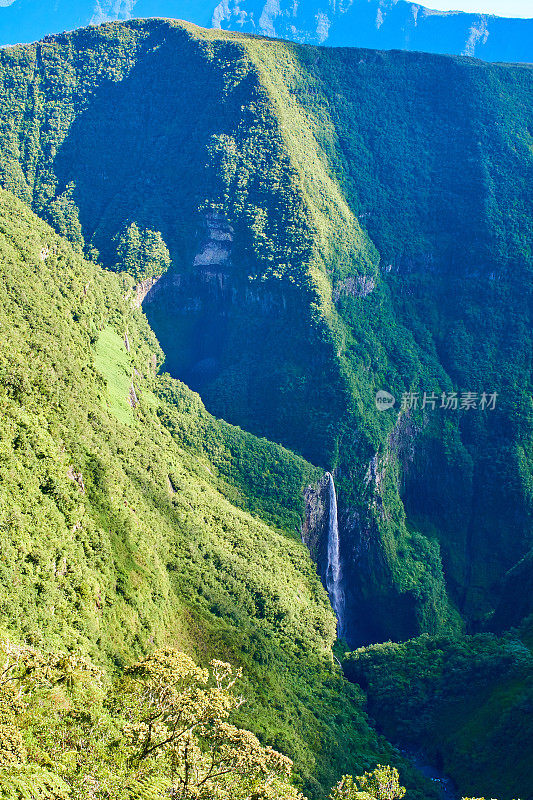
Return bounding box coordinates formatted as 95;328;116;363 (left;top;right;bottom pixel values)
0;640;92;800
115;223;171;281
115;648;306;799
330;766;406;800
0;643;305;800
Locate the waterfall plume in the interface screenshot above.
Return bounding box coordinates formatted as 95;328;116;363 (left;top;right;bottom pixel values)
325;472;345;637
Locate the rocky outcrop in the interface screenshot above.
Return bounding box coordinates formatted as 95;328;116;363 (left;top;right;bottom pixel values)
141;211;290;314
302;468;417;646
209;0;532;62
193;211;233;268
134;275;162;307
333;275;375;301
129;380;138;408
302;473;329;563
139;212;234;307
67;466;85;493
300;415;426;646
1;0;532;63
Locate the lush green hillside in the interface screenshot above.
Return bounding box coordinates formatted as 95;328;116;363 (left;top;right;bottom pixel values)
343;620;533;800
0;188;446;798
0;18;532;799
1;19;531;647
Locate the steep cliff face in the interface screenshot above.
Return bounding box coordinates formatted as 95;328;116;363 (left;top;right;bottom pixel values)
302;414;457;647
490;548;533;633
0;19;532;647
302;474;329;561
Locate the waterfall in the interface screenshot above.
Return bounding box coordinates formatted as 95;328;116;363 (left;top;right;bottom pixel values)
325;472;345;637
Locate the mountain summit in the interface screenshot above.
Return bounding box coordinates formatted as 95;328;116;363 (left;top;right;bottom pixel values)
0;0;531;61
0;15;532;799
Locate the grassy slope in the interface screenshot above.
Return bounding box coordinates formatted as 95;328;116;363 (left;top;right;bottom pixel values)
0;18;470;643
0;188;440;798
94;325;136;425
0;21;531;796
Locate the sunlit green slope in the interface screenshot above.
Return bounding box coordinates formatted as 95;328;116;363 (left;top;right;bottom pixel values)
0;188;443;797
1;18;530;643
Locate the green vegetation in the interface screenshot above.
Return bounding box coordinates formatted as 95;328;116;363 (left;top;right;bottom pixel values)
0;639;477;800
0;190;441;798
94;326;136;425
0;17;531;800
115;223;171;281
2;630;510;800
330;766;406;800
0;641;306;800
343;622;533;800
0;19;530;646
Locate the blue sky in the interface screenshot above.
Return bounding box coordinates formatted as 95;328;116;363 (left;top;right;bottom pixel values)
425;0;532;16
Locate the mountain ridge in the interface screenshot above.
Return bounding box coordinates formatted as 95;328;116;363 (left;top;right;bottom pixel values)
0;0;531;62
0;18;532;798
1;18;531;648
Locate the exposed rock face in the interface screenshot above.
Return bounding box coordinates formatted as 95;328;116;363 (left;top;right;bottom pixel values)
143;212;238;308
1;0;532;63
193;211;233;268
302;468;417;647
303;473;348;630
134;275;162;307
144;211;290;313
208;0;532;62
302;473;329;563
333;275;375;301
67;466;85;493
129;380;138;408
142;209;292;392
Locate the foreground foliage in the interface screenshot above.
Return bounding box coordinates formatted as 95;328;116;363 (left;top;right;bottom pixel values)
0;641;511;800
330;766;406;800
0;642;305;799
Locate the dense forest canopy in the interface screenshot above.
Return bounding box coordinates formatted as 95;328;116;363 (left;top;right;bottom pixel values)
0;16;531;800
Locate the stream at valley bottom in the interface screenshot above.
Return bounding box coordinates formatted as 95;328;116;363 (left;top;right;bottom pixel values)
400;749;459;800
